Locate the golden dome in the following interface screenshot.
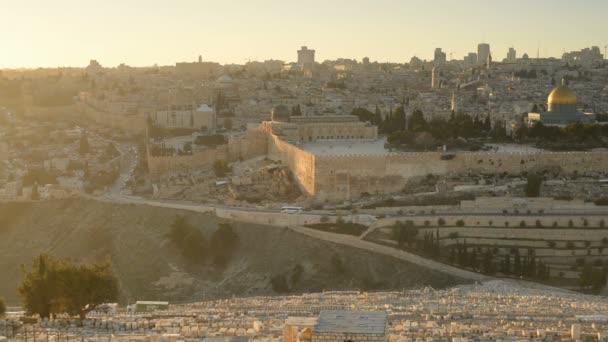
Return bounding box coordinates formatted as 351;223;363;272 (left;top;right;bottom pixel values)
548;85;577;105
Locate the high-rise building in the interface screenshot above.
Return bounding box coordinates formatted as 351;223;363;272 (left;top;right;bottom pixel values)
506;48;516;61
434;48;447;65
477;43;490;66
463;52;477;66
297;46;315;65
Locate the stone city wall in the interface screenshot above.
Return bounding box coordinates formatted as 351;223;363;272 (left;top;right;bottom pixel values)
376;215;608;230
313;151;608;201
79;104;147;135
147;129;267;179
268;134;316;196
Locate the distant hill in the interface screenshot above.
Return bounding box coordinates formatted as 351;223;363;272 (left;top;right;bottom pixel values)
0;199;469;305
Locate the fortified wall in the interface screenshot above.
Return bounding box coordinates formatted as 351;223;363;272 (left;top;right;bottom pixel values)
78;103;147;135
267;134;316;195
147;129;267;179
313;151;608;202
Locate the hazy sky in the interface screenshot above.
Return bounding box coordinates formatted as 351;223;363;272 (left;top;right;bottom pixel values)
2;0;607;68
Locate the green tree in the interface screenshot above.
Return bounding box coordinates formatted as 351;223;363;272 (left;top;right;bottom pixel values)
408;109;428;132
270;274;290;293
56;261;119;321
167;216;207;261
18;255;58;319
393;220;418;247
79;131;89;155
374;105;383;127
210;223;239;267
482;249;496;275
31;183;40;200
19;255;118;321
331;254;346;274
213;159;231;177
525;173;542;197
0;296;6;316
514;253;522;276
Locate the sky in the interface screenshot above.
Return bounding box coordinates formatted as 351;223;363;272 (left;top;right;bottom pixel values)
1;0;607;68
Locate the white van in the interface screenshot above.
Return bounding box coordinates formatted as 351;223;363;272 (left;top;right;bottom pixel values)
281;206;303;214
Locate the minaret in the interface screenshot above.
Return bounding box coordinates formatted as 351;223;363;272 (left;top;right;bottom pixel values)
431;65;437;89
451;92;457;112
486;52;492;69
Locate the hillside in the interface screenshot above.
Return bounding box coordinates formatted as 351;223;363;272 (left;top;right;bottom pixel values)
0;200;469;305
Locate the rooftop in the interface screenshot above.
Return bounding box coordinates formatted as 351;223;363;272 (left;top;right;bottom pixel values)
300;138;387;156
314;310;387;334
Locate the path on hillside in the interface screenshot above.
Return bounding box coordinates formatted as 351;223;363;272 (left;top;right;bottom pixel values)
95;194;490;281
286;225;490;282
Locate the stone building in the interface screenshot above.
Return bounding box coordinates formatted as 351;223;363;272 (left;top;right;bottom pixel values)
526;80;595;126
284;317;318;342
312;311;387;342
261;105;377;143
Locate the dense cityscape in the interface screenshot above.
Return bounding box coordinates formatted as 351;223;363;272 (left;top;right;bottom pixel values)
3;1;608;341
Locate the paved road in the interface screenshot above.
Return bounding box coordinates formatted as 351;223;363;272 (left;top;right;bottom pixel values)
90;188;606;281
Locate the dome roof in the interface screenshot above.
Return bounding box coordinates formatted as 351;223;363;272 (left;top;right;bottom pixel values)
271;105;290;122
548;84;577;105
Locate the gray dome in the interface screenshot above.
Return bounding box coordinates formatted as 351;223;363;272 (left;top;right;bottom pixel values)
271;105;291;122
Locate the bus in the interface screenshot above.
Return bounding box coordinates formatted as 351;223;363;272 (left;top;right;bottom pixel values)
281;206;303;214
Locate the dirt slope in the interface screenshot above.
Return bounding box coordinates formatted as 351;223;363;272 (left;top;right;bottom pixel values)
0;200;469;305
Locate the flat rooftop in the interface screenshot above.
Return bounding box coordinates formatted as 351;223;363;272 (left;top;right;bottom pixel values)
300;138;388;156
313;310;387;335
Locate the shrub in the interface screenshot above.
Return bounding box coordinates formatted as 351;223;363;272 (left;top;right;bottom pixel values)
438;218;446;226
320;215;330;223
331;254;346;274
448;232;459;239
210;223;239;268
600;220;606;228
519;220;527;228
547;241;556;248
566;241;575;249
568;219;574;228
213;159;231;177
583;219;589;227
291;264;304;284
167;216;207;261
535;220;543;228
424;220;430;227
270;274;290;293
456;219;465;227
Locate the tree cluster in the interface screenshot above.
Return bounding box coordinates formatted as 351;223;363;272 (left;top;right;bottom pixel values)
525;173;543;197
515;122;608;150
18;255;118;320
578;260;608;293
393;220;418;248
382;109;507;151
167;217;239;268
